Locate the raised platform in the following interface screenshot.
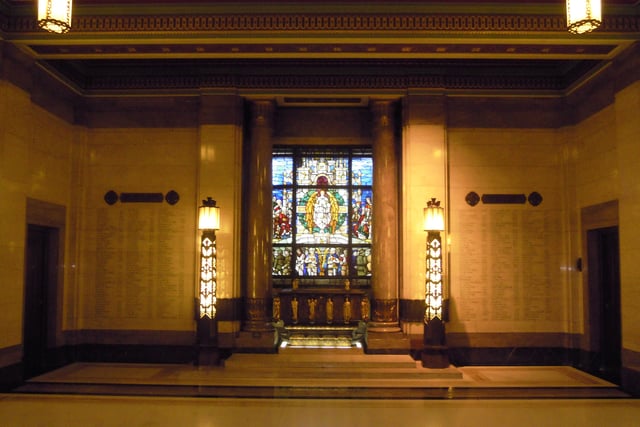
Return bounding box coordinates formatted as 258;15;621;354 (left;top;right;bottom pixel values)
225;347;460;380
12;348;628;399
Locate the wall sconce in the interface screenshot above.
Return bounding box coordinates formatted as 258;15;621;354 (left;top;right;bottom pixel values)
422;198;449;368
196;197;220;365
38;0;73;34
566;0;601;34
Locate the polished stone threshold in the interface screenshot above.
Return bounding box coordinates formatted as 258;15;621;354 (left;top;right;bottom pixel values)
13;348;629;399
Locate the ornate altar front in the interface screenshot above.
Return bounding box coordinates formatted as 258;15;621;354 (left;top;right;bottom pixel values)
272;280;371;348
273;288;370;326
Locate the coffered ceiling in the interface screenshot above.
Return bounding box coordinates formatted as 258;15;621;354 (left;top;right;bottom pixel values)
1;0;639;96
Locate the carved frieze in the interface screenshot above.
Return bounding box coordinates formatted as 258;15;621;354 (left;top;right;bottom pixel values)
5;13;639;34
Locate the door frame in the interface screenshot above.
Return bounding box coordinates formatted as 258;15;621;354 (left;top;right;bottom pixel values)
24;198;66;376
580;200;620;378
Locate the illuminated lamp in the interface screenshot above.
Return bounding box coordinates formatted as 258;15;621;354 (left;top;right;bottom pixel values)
567;0;602;34
196;197;220;365
38;0;72;34
422;198;449;369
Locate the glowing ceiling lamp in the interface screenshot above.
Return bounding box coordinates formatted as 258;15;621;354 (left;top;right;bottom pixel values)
38;0;73;34
567;0;602;34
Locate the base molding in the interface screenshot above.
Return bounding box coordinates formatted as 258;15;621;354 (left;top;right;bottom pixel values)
365;331;410;354
234;330;278;353
0;362;22;392
74;344;196;364
448;346;573;366
621;366;640;397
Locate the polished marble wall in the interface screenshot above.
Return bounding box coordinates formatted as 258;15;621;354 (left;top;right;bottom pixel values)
447;127;566;336
0;82;74;356
77;127;199;334
611;82;640;357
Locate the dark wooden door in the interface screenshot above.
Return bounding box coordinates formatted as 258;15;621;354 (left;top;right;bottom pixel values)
587;226;621;383
23;225;57;378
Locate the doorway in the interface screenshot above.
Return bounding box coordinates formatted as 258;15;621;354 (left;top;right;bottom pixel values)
23;224;59;378
586;225;621;383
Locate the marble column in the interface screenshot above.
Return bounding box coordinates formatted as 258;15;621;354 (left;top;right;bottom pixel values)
243;100;275;332
369;100;401;332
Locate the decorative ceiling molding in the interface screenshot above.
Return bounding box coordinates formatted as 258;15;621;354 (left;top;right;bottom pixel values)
43;57;601;94
4;12;640;34
1;1;638;95
29;42;618;58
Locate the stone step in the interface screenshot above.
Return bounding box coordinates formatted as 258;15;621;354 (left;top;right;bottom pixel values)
225;348;420;370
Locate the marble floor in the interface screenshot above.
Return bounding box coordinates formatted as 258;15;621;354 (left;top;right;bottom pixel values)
4;349;639;426
2;394;640;427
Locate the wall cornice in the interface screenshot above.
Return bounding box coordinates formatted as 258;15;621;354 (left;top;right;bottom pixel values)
3;12;639;34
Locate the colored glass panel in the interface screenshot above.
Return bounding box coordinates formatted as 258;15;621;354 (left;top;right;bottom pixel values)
352;247;372;277
293;246;349;277
295;188;349;244
272;247;293;276
351;189;373;244
352;157;373;186
272;189;293;243
272;156;293;185
271;147;373;285
296;156;349;186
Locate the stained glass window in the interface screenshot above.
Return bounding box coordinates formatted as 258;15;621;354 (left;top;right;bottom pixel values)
272;147;373;288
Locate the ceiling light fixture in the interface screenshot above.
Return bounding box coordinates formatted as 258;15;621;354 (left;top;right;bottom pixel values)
38;0;72;34
567;0;602;34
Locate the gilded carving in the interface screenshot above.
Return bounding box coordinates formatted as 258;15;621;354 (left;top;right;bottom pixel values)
326;298;334;324
343;297;352;324
291;297;299;324
361;296;371;322
308;297;317;324
272;297;281;321
245;298;268;322
372;298;397;323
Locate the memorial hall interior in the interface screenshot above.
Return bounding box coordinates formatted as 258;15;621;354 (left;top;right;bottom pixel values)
1;0;640;424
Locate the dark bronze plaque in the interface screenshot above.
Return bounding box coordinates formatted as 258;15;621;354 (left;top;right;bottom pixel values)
481;194;526;204
465;191;480;206
120;192;164;203
528;191;543;206
104;190;118;205
165;190;180;205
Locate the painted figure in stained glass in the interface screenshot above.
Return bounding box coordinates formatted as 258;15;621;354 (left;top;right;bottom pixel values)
272;190;292;243
351;191;372;242
297;181;348;243
272;148;373;284
295;248;306;276
353;248;372;276
352;197;371;240
324;247;341;276
272;248;291;276
310;188;334;232
304;248;320;276
306;176;336;234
